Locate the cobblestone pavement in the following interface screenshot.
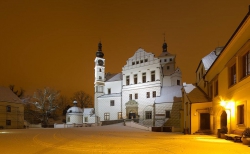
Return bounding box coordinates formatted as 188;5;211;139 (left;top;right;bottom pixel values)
0;123;249;154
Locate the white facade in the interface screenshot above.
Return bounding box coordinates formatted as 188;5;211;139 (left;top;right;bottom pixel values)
94;42;182;128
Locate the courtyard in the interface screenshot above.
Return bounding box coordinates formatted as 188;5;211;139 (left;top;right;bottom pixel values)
0;123;249;154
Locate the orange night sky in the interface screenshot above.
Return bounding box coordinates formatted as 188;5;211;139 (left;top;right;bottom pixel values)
0;0;250;98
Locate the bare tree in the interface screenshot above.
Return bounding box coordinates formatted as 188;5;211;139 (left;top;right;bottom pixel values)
9;85;25;98
56;95;71;115
33;87;60;126
72;91;93;108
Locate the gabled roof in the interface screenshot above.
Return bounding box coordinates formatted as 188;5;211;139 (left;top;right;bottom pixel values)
155;85;182;103
202;51;218;71
158;51;175;57
183;84;211;103
105;73;122;82
0;86;22;104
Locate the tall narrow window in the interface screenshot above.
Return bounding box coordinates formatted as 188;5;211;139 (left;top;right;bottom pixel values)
108;88;111;94
177;80;180;85
151;71;155;81
152;91;156;97
104;113;110;121
229;64;236;86
110;100;115;106
126;76;130;85
237;105;244;124
129;94;132;100
242;51;250;79
135;93;138;99
170;58;172;61
84;117;88;122
6;105;11;112
134;74;137;84
146;92;150;98
145;111;152;119
165;111;171;118
142;73;146;83
167;66;170;70
99;68;102;72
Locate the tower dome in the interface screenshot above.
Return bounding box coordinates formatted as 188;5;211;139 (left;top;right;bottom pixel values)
96;42;104;58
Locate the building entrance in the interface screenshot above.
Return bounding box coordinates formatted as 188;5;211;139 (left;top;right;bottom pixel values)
200;113;210;130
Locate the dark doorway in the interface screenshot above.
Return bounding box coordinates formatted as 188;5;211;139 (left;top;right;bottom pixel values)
200;113;210;130
129;113;136;119
221;111;227;127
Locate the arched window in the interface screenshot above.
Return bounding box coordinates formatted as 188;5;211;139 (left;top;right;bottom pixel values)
99;68;101;72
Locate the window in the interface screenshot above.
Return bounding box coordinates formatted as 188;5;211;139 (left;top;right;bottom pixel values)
104;113;110;121
110;100;115;106
99;76;102;80
145;59;148;62
146;92;150;98
164;59;167;62
165;111;171;118
152;91;156;97
129;94;132;100
6;120;11;126
126;76;130;85
135;93;138;99
96;86;103;92
210;85;213;98
108;88;111;94
145;111;152;119
134;74;137;84
84;117;88;122
6;105;11;112
241;51;250;79
229;64;236;86
140;60;143;63
177;80;180;85
99;68;102;72
132;62;135;65
237;105;244;125
170;58;172;61
142;73;146;83
214;80;218;96
167;66;170;70
136;61;139;64
151;71;155;81
118;112;122;119
67;117;70;122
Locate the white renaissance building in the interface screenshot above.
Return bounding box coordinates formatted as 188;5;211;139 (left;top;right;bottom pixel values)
94;41;182;129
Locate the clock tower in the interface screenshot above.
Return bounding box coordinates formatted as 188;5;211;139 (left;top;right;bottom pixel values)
94;42;105;118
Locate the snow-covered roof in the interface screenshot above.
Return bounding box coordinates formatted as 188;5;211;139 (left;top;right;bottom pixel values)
0;86;22;104
67;106;83;113
98;93;121;98
183;84;210;103
155;86;182;103
202;51;218;71
83;108;94;116
106;73;122;82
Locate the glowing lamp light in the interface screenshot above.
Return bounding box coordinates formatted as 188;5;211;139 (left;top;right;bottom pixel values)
220;100;226;107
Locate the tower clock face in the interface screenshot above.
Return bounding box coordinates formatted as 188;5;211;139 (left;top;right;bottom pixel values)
98;59;103;66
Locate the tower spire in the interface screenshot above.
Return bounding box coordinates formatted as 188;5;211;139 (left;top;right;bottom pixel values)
162;33;167;52
96;41;104;58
